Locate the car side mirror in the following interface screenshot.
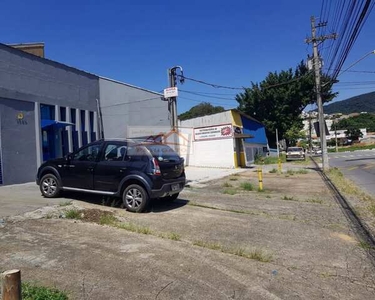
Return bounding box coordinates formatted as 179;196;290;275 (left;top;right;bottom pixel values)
66;153;73;162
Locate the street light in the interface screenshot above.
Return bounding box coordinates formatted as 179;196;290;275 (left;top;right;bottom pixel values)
338;50;375;77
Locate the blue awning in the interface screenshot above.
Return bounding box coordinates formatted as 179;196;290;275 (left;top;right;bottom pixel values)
41;119;74;129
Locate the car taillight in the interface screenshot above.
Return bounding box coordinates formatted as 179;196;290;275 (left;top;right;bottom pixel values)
152;158;161;175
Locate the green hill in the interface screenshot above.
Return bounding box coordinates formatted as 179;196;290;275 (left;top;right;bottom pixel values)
321;91;375;114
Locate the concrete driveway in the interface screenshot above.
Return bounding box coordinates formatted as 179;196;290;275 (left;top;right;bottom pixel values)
1;166;375;299
0;167;247;218
0;183;57;218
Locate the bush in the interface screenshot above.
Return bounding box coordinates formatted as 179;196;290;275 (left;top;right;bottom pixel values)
240;182;254;191
22;282;68;300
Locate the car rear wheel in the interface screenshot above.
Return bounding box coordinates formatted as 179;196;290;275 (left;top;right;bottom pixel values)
123;184;149;213
40;174;61;198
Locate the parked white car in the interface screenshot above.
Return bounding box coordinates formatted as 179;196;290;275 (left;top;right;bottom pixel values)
286;147;305;161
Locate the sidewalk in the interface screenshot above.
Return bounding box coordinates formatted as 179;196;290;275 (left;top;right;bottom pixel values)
185;166;246;186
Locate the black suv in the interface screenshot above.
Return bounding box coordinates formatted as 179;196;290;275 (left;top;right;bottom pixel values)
36;139;186;212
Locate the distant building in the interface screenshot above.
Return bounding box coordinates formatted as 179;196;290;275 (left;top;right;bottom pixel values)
179;110;268;168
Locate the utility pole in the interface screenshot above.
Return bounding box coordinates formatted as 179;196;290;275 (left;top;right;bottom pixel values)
308;112;312;154
305;16;336;172
167;66;184;131
276;129;279;158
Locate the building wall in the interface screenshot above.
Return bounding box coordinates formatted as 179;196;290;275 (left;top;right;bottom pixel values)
0;98;36;185
189;138;234;168
99;78;169;138
180;111;232;128
0;44;99;111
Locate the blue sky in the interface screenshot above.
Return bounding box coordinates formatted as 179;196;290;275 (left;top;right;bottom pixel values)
2;0;375;113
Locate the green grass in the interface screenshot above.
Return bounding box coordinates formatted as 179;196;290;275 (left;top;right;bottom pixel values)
328;144;375;153
255;154;286;165
64;209;81;220
116;222;152;235
358;241;373;250
22;282;68;300
193;240;272;262
222;188;237;195
160;232;181;241
222;182;233;188
59;201;72;207
240;182;254;191
286;169;309;175
282;195;296;201
99;214;118;226
305;198;324;204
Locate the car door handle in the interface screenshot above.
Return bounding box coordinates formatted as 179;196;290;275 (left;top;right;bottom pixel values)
119;168;127;173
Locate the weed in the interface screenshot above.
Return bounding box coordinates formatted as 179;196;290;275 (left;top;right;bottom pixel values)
240;182;254;191
368;204;375;217
59;201;72;207
22;282;68;300
117;222;152;235
231;173;240;176
358;241;372;250
269;168;278;173
99;214;118;226
305;199;324;204
165;232;181;241
222;188;237;195
193;240;272;262
282;195;296;201
229;177;238;181
266;195;271;199
45;213;53;219
286;169;308;175
255;154;286;165
222;182;233;188
65;209;82;220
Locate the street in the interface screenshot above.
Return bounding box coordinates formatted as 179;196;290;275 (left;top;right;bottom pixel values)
329;150;375;196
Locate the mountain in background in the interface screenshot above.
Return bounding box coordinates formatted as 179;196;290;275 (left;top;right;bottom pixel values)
318;91;375;114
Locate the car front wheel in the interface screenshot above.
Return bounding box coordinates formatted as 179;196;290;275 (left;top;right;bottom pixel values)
123;184;149;213
40;174;61;198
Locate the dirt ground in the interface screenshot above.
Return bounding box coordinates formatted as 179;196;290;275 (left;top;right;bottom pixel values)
1;163;375;299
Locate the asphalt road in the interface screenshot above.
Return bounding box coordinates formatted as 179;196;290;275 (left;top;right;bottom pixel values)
329;150;375;196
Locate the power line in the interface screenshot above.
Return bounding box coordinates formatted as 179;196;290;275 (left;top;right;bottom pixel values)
100;96;164;108
177;75;244;90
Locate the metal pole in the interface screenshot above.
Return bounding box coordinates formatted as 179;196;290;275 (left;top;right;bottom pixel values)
276;128;279;158
335;118;338;152
311;16;329;171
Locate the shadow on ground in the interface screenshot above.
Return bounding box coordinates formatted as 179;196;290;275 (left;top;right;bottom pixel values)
59;191;188;213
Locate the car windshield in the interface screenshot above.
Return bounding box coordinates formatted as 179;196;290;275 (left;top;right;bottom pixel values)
288;147;303;152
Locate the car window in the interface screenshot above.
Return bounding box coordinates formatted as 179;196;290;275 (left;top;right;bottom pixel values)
73;144;101;162
126;145;150;162
103;144;127;161
288;147;302;152
143;144;180;162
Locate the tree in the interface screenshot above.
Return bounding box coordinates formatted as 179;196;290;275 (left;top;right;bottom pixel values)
345;128;363;141
178;102;225;121
333;113;375;132
236;61;337;146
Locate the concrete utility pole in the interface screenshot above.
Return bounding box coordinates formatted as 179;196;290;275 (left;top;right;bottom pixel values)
305;16;336;172
167;66;184;131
